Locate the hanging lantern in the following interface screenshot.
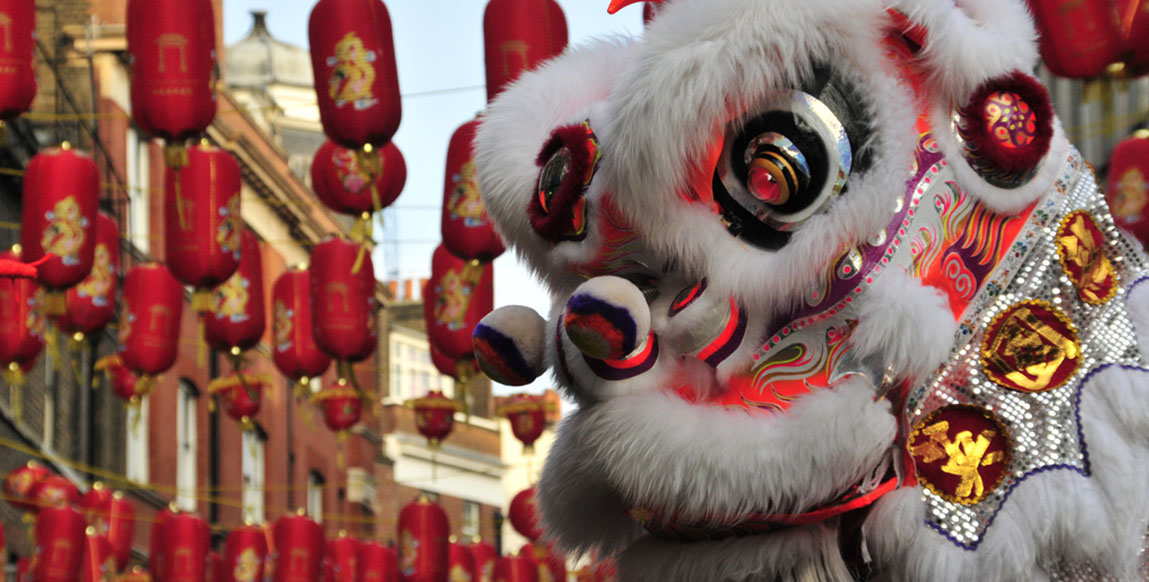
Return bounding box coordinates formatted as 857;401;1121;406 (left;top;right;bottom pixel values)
205;230;266;363
95;355;143;405
425;245;494;362
447;539;473;582
105;492;135;572
1026;0;1124;78
34;506;86;582
441;119;504;263
326;532;360;582
55;212;119;343
30;474;81;510
164;142;242;311
313;381;362;433
406;391;463;448
495;395;553;455
312;140;406;240
0;0;36;135
208;372;269;431
3;461;50;513
482;0;568;102
119;567;152;582
308;0;401;149
80;526;114;582
358;541;397;582
17;557;33;582
19;144;99;314
126;0;217;173
114;263;184;393
429;343;471;381
491;556;536;582
467;539;495;582
508;488;541;542
397;496;448;582
1107;130;1149;245
272;511;325;582
1121;0;1149;75
521;543;564;582
271;267;331;400
209;552;224;582
158;512;211;582
149;505;178;582
310;236;378;383
0;248;44;411
222;522;267;582
79;483;112;529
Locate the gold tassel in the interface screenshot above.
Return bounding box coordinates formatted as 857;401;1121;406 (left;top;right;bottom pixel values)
165;143;190;231
6;364;24;421
128;396;143;436
351;244;369;274
0;120;6;146
192;290;213;312
337;431;347;470
197;317;207;368
43;291;67;316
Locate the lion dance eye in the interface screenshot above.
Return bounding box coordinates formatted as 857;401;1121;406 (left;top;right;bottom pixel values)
530;120;601;244
744;132;810;206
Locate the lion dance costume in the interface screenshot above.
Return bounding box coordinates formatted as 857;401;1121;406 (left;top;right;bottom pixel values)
471;0;1149;579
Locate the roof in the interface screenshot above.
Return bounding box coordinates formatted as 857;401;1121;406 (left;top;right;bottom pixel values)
226;11;314;88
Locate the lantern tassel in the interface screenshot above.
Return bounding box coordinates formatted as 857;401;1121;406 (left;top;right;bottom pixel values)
351;244;368;274
337;430;348;470
43;290;67;316
6;371;23;421
165;143;190;231
0;120;5;146
128;396;143;437
45;325;63;375
197;317;207;368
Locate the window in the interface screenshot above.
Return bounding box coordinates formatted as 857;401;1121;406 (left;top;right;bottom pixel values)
176;380;198;511
126;130;151;253
462;500;480;538
242;427;266;523
307;471;324;523
125;396;149;483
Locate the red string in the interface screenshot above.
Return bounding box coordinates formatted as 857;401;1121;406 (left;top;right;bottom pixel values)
0;253;53;279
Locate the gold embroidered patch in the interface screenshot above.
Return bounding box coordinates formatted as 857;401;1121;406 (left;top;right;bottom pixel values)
909;405;1011;505
1056;210;1117;305
981;300;1080;393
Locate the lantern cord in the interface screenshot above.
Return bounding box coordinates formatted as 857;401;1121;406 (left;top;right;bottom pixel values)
197;318;207;368
164;143;190;231
337;430;347;471
6;380;23;421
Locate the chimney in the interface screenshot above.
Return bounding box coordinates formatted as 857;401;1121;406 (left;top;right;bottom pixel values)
250;10;270;37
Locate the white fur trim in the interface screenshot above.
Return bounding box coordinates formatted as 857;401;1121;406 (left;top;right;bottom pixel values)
864;365;1149;581
886;0;1039;102
563;376;896;522
927;100;1071;215
618;523;852;582
850;267;957;384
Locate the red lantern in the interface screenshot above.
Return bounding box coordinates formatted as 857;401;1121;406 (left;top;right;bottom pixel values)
308;0;401;149
447;540;474;582
105;492;135;572
425;245;494;361
326;533;360;582
95;356;143;404
1120;0;1149;74
441;119;504;263
272;512;325;582
312;381;363;464
209;553;224;582
1107;130;1149;245
31;474;80;510
208;372;269;430
310;236;378;376
1027;0;1124;78
164;143;242;311
159;512;211;582
467;539;495;582
56;213;119;341
397;496;448;582
271;267;331;397
0;0;36;123
358;541;397;582
311;140;406;227
491;556;536;582
80;526;114;582
17;557;32;582
205;230;265;356
20;145;100;314
407;391;463;448
0;247;44;396
79;483;113;528
34;506;86;582
496;395;552;454
223;524;267;582
149;505;178;582
508;489;541;542
117;263;184;389
3;461;50;513
482;0;568;102
521;543;564;582
126;0;217;143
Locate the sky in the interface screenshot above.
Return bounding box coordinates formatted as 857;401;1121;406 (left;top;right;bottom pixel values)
221;1;647;395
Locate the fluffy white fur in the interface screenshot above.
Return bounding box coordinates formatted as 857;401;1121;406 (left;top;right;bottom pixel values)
850;268;958;384
886;0;1039;101
602;0;919;314
618;523;853;582
863;365;1149;581
545;377;896;527
928;100;1072;215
